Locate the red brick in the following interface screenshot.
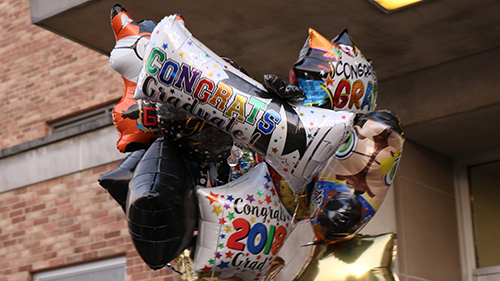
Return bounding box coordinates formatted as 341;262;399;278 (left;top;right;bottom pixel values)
34;217;48;226
90;241;106;250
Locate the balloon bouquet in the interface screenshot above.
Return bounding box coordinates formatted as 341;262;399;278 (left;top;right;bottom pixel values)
99;5;404;281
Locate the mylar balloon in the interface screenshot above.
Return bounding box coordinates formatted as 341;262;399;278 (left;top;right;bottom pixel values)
194;163;293;281
310;111;404;242
109;5;160;152
293;233;399;281
291;29;377;114
127;137;197;270
157;104;233;164
134;15;355;194
98;149;145;211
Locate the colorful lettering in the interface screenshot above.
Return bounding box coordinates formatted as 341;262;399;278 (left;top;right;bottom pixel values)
224;95;247;122
349;80;364;109
209;83;232;111
146;49;165;74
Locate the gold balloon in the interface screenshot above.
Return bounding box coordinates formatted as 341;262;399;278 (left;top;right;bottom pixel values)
262;256;285;281
293;233;399;281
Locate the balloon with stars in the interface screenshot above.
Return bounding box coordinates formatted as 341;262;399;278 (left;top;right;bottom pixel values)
194;163;294;281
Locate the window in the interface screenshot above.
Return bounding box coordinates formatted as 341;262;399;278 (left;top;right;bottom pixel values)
49;103;114;134
33;256;126;281
455;152;500;281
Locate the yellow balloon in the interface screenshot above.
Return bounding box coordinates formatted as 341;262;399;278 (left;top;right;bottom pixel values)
293;233;399;281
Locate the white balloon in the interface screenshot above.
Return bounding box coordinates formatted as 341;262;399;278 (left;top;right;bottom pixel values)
134;15;355;194
194;163;293;281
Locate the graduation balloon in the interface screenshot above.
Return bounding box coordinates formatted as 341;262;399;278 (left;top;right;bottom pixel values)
134;15;355;194
310;111;404;242
194;163;293;281
291;29;378;114
109;5;160;153
98;149;145;211
293;233;399;281
127;137;197;270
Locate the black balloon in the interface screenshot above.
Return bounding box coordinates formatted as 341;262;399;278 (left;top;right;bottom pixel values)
127;137;197;270
98;149;145;211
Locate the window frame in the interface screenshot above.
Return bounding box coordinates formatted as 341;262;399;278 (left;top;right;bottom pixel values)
454;149;500;281
33;256;126;281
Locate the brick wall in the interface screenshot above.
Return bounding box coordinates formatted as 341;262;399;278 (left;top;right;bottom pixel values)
0;0;122;150
0;161;178;281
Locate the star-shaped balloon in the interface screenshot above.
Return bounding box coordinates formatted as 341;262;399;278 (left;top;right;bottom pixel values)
194;163;294;281
293;233;399;281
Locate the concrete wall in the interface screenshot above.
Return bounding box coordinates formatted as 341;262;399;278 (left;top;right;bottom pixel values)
394;140;462;281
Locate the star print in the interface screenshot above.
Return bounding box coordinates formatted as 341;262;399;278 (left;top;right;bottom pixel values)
249;217;256;223
215;252;222;259
162;43;168;49
274;201;279;207
170;89;175;94
258;200;263;205
256;255;261;260
156;30;159;34
187;41;192;46
246;194;255;203
208;258;215;264
206;191;219;204
226;212;235;221
271;147;278;153
217;73;221;78
219;218;226;224
170;32;180;43
323;76;335;87
217;261;229;269
308;134;312;138
342;115;346;119
180;52;185;57
208;72;213;77
227;195;234;202
224;225;232;233
224;202;231;209
220;234;226;239
218;243;224;249
263;183;269;190
212;205;223;216
265;195;272;204
265;173;271;182
257;190;264;196
225;251;235;258
201;265;212;271
136;124;143;130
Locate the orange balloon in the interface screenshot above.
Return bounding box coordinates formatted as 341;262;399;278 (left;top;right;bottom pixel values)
110;5;160;152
